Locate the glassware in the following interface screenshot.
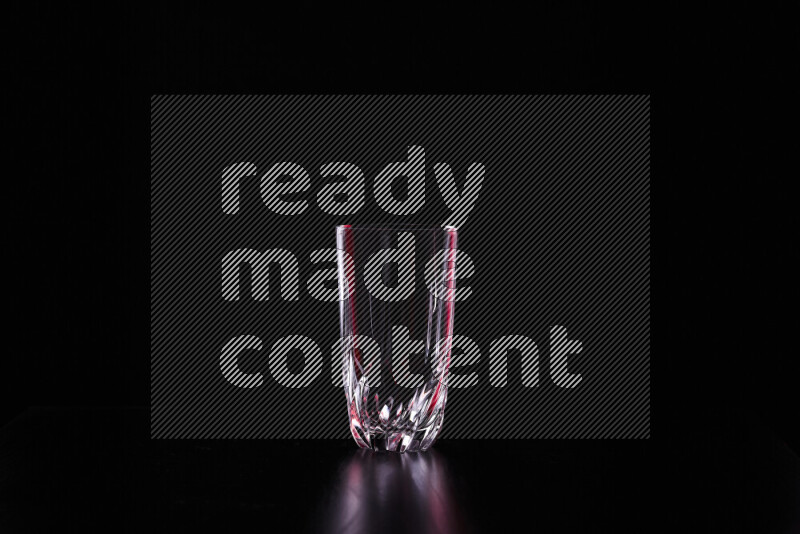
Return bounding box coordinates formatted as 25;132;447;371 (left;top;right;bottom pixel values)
336;224;458;452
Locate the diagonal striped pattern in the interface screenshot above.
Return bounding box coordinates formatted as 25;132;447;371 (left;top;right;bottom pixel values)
221;248;300;301
488;335;540;388
389;326;427;389
268;335;323;389
363;233;416;302
374;146;426;215
151;95;650;439
447;335;482;389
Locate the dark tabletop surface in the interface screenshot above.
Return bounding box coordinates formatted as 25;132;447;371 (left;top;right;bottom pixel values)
1;408;797;533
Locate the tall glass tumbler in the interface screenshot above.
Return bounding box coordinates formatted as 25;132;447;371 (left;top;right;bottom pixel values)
336;224;458;452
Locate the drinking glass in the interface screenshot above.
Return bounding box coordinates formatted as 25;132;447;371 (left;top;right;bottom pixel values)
336;224;458;452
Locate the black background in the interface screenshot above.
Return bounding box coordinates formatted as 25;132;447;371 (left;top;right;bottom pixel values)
5;3;798;532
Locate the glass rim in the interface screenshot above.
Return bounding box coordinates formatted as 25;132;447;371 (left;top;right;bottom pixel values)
336;223;457;232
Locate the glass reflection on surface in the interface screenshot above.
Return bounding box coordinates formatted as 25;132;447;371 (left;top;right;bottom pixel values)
317;449;471;534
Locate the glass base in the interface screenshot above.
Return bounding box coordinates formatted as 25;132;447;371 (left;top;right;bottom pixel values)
346;373;449;453
358;430;436;453
350;408;446;453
